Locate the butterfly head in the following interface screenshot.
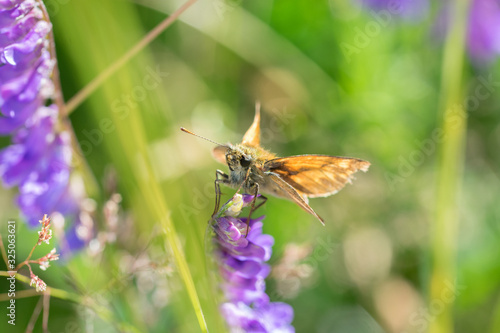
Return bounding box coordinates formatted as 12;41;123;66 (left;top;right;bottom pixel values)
225;147;253;172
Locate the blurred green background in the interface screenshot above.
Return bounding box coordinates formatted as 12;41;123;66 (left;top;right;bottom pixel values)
1;0;500;332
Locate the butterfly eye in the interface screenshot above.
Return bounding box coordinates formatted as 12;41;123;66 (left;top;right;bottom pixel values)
240;156;251;168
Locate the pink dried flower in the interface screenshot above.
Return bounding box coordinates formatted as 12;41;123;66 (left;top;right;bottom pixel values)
30;272;47;292
39;248;59;271
37;214;52;245
40;214;51;228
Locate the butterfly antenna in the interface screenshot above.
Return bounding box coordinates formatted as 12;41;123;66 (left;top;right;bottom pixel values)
180;127;230;147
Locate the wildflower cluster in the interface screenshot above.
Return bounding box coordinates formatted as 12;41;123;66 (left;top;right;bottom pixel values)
0;0;90;250
0;214;60;292
211;194;294;332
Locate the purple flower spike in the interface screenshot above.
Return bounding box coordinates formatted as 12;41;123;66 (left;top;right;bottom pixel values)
212;194;295;333
0;0;91;251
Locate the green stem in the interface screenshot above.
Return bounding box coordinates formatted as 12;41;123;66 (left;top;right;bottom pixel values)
26;296;43;333
430;0;470;332
0;237;8;267
15;244;37;271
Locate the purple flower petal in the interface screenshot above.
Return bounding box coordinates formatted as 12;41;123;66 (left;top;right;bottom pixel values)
0;108;58;186
467;0;500;63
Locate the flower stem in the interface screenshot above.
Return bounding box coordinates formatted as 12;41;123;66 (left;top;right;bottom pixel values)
63;0;198;116
43;291;50;332
430;0;470;332
26;296;43;333
16;244;38;271
0;237;8;267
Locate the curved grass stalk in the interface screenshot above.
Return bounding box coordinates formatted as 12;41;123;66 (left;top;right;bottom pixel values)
49;0;207;330
430;0;470;332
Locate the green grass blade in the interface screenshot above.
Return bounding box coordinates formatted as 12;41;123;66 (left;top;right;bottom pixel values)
430;0;470;332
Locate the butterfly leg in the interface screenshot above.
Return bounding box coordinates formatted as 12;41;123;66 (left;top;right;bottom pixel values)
213;169;229;217
244;185;268;237
253;194;268;211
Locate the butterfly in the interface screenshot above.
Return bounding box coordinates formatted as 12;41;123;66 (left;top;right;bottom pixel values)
181;103;370;231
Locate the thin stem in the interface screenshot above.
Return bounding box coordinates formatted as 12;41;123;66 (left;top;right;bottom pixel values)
15;244;38;271
25;244;37;262
26;296;43;333
43;291;50;333
160;216;208;332
0;288;39;300
430;0;470;332
0;236;8;267
16;243;38;271
64;0;198;115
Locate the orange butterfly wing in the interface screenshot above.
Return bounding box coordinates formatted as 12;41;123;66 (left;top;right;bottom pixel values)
266;173;325;224
212;102;262;164
264;155;370;198
212;145;228;164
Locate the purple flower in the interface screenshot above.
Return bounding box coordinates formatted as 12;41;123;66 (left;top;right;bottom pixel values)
0;0;90;251
467;0;500;63
358;0;429;21
360;0;500;64
212;194;295;333
434;0;500;64
1;1;55;132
